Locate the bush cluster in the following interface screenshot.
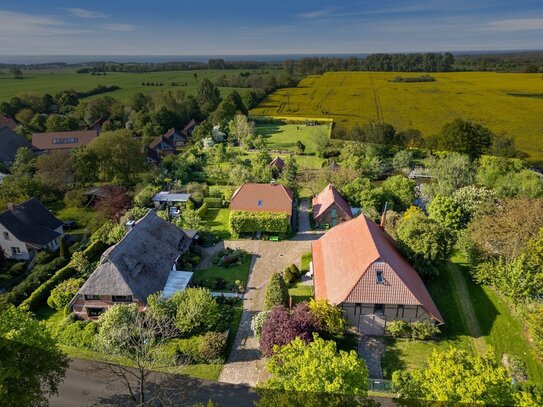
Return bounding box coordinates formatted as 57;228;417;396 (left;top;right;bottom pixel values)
264;273;289;310
196;202;208;217
212;248;247;268
283;263;302;284
385;320;440;340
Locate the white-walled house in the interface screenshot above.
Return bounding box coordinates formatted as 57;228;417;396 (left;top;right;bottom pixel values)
0;198;64;260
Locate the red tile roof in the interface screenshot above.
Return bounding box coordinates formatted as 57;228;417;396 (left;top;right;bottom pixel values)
312;183;353;221
269;156;285;170
163;127;187;141
0;115;18;130
312;215;443;323
32;130;98;151
230;183;294;216
148;134;175;150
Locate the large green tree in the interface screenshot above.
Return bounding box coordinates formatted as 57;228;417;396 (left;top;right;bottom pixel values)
196;78;222;116
0;306;69;406
392;347;514;405
264;272;289;310
88;129;146;184
380;175;416;212
397;214;453;277
263;335;368;396
436;119;493;159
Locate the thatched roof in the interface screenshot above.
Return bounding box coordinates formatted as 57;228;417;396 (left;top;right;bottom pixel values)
78;211;194;302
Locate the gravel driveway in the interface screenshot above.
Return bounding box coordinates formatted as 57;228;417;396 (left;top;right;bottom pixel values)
218;199;322;386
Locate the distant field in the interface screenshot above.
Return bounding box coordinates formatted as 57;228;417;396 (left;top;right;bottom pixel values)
251;71;543;163
0;68;264;103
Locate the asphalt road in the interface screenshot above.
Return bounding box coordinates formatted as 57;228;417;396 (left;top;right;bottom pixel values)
50;359;257;407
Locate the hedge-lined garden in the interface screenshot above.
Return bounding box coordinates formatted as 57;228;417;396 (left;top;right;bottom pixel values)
229;210;290;237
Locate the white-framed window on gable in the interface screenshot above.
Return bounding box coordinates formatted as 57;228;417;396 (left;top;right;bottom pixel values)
376;269;384;284
11;247;21;255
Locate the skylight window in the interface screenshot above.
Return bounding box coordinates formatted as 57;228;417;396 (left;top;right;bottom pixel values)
257;199;263;207
376;270;384;284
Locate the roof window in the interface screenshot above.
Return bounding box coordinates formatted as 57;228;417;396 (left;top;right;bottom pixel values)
376;270;384;284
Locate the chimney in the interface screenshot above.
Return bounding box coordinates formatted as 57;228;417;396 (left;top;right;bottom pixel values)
379;202;388;230
125;220;136;231
270;179;276;186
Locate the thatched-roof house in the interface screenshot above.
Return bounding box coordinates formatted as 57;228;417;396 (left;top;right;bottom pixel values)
71;211;197;320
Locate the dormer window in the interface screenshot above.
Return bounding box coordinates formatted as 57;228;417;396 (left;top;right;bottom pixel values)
376;270;384;284
257;200;263;207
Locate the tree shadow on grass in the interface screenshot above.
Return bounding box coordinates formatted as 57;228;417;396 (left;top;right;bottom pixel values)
380;337;406;379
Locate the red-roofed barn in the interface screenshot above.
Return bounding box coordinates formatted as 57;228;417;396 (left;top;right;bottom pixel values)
312;184;353;227
312;214;443;335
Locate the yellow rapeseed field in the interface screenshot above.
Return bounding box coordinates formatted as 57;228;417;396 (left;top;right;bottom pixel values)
250;72;543;164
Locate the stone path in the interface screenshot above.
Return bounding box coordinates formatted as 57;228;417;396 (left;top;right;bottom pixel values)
358;336;386;379
218;200;321;386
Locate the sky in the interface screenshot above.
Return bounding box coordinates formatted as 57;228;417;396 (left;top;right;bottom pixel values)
1;0;542;56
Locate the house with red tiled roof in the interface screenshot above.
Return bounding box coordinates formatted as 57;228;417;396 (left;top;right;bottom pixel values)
269;156;285;178
312;214;443;335
0;115;19;131
230;182;294;227
312;184;353;228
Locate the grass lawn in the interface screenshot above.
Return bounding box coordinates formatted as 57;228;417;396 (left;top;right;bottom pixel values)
47;200;104;235
193;258;251;288
300;252;312;273
381;255;543;384
288;280;314;305
255;123;330;155
201;208;231;240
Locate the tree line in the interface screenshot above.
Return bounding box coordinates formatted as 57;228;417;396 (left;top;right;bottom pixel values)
283;52;455;76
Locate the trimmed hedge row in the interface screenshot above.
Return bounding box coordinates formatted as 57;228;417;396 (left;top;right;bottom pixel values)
203;197;224;208
229;210;290;237
19;240;107;312
196;202;208;217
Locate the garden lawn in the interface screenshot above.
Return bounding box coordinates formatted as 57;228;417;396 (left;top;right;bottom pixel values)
288;281;314;305
51;203;104;234
254;123;330;155
202;208;231;240
381;260;476;378
193;259;251;289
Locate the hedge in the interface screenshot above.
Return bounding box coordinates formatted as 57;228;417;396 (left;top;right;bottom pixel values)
19;240;107;312
203;197;223;208
196;202;208;217
229;210;289;236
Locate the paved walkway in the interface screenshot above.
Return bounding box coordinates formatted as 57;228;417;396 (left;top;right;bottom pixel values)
218;200;321;386
358;336;386;379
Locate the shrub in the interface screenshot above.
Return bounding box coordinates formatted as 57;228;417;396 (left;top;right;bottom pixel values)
134;185;160;207
289;264;301;278
251;310;271;338
172;288;220;336
47;278;83;310
51;316;98;349
385;320;411;337
59;237;70;259
8;262;25;276
308;299;346;338
63;188;88;208
385;320;440;340
35;251;55;266
260;303;320;356
200;331;227;363
176;336;205;364
283;267;295;284
196;202;208;217
264;272;289;310
203;197;223;208
214;248;247;268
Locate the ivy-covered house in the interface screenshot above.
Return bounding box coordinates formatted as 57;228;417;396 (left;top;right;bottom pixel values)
229;183;294;236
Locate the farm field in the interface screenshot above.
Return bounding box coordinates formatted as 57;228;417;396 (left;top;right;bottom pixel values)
0;68;267;103
251;71;543;164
